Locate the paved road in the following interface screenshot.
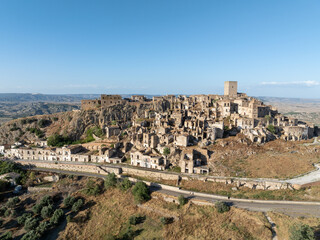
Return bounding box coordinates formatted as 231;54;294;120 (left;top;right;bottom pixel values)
32;167;320;218
287;164;320;185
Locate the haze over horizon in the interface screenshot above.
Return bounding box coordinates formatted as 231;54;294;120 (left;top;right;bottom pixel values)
1;0;320;98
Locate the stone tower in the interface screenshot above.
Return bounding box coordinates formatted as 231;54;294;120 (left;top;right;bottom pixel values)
224;81;238;97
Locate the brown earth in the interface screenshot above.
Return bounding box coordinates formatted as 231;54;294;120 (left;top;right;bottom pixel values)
209;135;320;179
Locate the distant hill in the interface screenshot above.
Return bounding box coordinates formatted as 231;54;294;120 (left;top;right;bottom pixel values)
0;93;100;102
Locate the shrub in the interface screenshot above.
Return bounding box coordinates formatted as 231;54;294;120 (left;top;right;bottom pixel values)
83;180;102;196
38;119;51;128
24;217;39;231
72;199;84;213
0;218;3;227
160;217;173;225
63;196;76;208
50;209;64;225
267;125;276;134
128;215;145;225
6;196;20;208
289;223;315;240
36;220;51;235
132;181;151;203
66;215;72;223
178;195;188;207
215;201;230;213
104;173;117;189
41;204;54;219
21;230;39;240
118;178;132;192
47;134;72;147
17;213;32;225
0;231;13;240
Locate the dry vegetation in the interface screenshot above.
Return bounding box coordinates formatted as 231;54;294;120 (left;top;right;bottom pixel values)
59;188;275;240
269;212;320;240
209;136;320;179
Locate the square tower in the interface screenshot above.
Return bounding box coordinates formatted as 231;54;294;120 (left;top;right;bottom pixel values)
224;81;238;97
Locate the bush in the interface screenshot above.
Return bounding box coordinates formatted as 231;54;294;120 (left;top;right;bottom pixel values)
50;209;64;225
32;204;42;215
128;215;145;225
178;195;188;207
63;196;76;208
38;119;51;128
24;217;39;231
267;125;276;134
6;197;20;208
0;231;13;240
21;230;40;240
72;199;84;213
36;220;51;235
17;213;32;225
132;182;151;203
160;217;173;225
118;178;132;192
41;204;54;219
47;134;72;147
66;215;72;223
289;223;315;240
0;218;3;227
104;173;117;189
215;201;230;213
0;181;10;193
83;180;102;196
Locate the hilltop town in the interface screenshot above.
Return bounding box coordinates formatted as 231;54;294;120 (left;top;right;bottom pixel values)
1;81;318;177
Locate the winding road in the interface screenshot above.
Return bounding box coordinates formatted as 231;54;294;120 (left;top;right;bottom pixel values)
31;167;320;218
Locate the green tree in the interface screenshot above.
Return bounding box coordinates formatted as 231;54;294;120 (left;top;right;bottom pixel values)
0;206;7;217
17;213;32;225
132;182;151;203
24;217;39;231
4;209;11;218
6;197;20;208
289;224;315;240
163;147;170;156
41;204;54;219
50;209;64;225
0;231;13;240
40;195;53;206
104;173;117;189
72;199;84;213
32;204;42;215
63;196;76;208
21;230;40;240
36;221;51;236
83;180;102;196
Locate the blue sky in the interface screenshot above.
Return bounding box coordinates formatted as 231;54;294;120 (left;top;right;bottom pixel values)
0;0;320;98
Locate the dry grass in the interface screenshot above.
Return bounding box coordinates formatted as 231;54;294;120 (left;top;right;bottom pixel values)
269;212;320;240
209;138;320;179
58;187;275;240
